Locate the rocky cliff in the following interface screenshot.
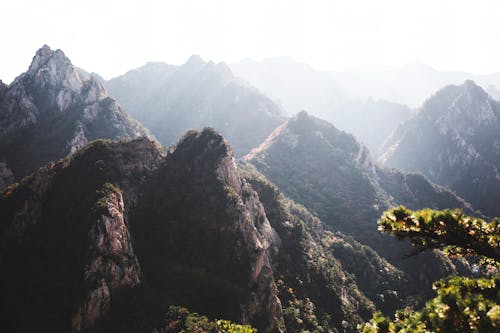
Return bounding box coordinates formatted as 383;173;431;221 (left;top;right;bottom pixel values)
0;45;150;191
0;129;285;333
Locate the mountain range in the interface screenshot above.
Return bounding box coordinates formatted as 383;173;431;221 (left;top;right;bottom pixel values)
0;127;414;333
105;56;285;156
0;46;498;333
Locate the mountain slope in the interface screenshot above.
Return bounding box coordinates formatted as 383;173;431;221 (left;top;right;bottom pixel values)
240;165;408;320
379;81;500;217
245;111;475;293
0;45;150;191
105;56;285;156
0;127;409;333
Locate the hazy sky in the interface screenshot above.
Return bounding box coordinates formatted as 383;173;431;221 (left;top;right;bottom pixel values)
2;0;500;83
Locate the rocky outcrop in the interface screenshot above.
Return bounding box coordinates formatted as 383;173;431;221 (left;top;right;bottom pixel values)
379;81;500;216
0;138;163;333
0;45;151;192
129;128;284;333
72;184;141;332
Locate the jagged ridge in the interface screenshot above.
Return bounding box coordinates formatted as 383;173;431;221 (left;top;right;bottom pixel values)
0;45;151;191
105;55;285;156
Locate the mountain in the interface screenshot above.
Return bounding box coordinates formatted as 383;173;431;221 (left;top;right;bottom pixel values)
0;127;416;333
105;56;285;156
331;62;500;108
0;45;150;191
240;165;408;318
245;111;476;293
0;132;281;333
379;80;500;217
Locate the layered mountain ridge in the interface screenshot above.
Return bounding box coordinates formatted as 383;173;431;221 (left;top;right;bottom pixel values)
0;46;494;333
0;127;407;333
105;56;285;156
245;111;475;294
0;45;150;191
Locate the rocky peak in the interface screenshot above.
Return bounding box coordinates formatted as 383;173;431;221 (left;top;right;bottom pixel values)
173;128;230;165
0;43;152;189
24;44;84;93
422;81;497;124
172;127;242;192
0;45;112;137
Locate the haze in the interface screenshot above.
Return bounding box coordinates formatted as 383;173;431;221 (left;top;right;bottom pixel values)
2;0;500;83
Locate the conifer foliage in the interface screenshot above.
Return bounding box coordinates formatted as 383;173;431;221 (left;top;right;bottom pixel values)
360;207;500;333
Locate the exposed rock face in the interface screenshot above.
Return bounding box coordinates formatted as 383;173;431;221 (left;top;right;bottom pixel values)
379;80;500;217
105;56;285;156
0;138;163;333
130;129;284;333
0;45;150;192
245;111;476;304
72;185;141;332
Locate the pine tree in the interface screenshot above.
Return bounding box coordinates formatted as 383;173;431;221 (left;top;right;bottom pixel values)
359;207;500;333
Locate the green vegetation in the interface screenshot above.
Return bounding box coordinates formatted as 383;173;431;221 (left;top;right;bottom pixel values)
240;164;376;332
359;207;500;333
361;276;499;333
246;111;472;299
379;206;499;265
153;306;256;333
94;182;121;210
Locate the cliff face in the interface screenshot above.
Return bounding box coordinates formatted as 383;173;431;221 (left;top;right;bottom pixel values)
72;184;141;332
0;138;164;333
379;81;500;216
129;128;284;333
0;45;150;191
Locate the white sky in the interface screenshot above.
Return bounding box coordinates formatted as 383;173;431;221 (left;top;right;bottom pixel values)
1;0;500;83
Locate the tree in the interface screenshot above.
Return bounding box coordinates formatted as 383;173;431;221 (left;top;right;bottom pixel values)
378;206;499;265
359;207;500;333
